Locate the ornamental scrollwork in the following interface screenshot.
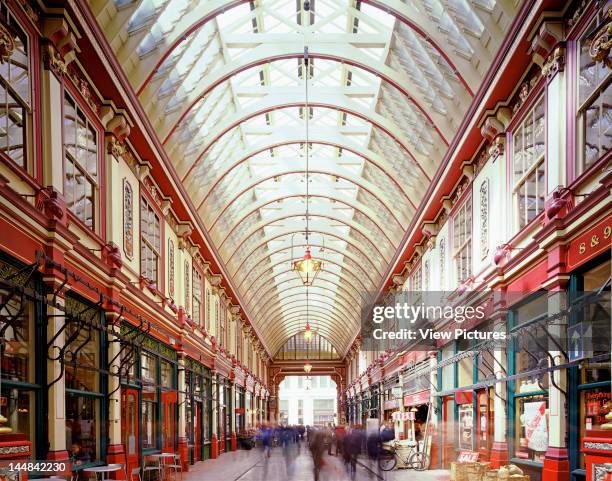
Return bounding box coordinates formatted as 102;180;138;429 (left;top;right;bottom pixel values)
0;23;15;63
589;6;612;69
123;179;134;260
480;179;489;259
42;43;67;76
541;46;565;80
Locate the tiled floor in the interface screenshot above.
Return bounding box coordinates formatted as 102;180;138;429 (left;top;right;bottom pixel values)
181;444;452;481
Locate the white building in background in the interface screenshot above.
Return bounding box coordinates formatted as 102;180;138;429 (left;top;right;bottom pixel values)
278;376;338;426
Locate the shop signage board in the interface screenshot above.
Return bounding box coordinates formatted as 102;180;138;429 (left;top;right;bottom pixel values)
404;390;429;406
384;399;400;410
567;214;612;270
392;411;417;421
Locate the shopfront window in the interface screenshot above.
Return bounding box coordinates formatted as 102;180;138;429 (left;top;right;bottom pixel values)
512;294;549;393
141;351;158;450
161;360;173;389
142;397;157;450
0;6;30;169
573;259;611;469
64;320;99;392
1;292;33;382
66;394;99;465
577;8;612;172
441;343;455;391
514;394;548;463
458;403;473;450
0;259;39;456
457;337;473;387
579;387;611;467
64;295;103;466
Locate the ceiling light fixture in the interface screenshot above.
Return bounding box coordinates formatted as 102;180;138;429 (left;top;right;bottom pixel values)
304;362;313;373
304;286;313;343
292;46;322;287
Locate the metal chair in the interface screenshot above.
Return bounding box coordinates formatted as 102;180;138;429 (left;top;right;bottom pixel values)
166;455;182;481
130;467;142;481
106;464;127;481
142;457;162;481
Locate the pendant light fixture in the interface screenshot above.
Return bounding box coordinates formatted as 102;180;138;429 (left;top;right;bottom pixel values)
304;286;313;342
292;46;322;287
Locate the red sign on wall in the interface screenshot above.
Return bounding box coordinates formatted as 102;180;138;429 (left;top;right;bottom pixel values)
403;390;429;406
455;391;473;405
567;214;612;270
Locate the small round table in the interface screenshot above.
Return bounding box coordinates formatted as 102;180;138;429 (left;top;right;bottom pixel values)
84;464;123;481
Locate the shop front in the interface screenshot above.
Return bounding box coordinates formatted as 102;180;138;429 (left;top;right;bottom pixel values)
403;390;430;447
236;387;245;433
216;375;233;453
566;249;611;481
383;375;402;423
0;254;41;462
185;357;212;463
369;384;380;420
65;294;108;471
245;391;253;428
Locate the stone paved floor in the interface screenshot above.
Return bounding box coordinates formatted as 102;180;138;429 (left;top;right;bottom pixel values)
180;444;452;481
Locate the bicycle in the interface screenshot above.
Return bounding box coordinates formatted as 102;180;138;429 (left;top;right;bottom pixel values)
377;441;430;471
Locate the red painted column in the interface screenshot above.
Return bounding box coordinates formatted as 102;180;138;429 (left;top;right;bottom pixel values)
542;447;570;481
178;436;189;471
106;445;125;479
211;434;218;459
489;441;509;468
231;432;237;451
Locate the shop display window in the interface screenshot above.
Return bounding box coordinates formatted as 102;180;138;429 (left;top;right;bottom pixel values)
161;360;174;389
477;389;493;451
64;321;99;392
142;396;157;450
514;394;548;463
0;387;34;447
441;343;455;391
458;403;474;450
0;291;33;382
66;393;99;465
512;294;549;393
457;337;473;387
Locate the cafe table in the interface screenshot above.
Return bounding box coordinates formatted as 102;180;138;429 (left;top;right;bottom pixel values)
84;464;123;481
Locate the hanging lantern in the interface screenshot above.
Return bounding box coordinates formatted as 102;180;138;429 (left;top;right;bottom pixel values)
293;247;322;286
303;321;313;342
304;363;313;373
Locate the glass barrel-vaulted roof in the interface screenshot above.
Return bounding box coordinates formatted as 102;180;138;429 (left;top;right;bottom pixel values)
91;0;520;356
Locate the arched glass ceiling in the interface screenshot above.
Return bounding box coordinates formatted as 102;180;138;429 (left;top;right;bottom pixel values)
275;331;340;360
92;0;520;355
